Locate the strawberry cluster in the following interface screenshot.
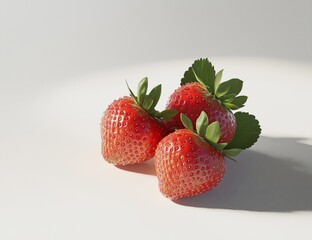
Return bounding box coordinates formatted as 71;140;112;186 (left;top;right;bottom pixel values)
101;58;261;200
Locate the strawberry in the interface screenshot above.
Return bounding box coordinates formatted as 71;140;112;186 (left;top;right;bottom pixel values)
155;128;225;200
101;77;177;166
165;58;248;143
155;112;242;200
155;109;261;200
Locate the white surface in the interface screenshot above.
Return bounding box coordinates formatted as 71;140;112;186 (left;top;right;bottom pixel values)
1;0;312;239
1;58;312;240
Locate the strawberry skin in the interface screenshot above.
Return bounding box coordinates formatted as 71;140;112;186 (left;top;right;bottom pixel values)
165;82;236;143
155;129;225;200
101;96;168;165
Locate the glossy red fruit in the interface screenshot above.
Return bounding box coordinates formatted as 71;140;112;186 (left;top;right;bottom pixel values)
155;129;225;200
101;96;168;166
165;82;236;143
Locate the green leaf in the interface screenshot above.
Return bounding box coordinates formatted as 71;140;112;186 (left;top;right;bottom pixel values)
181;58;215;90
223;102;239;110
222;95;247;110
157;109;178;121
137;77;148;105
142;96;154;111
214;69;223;94
196;111;209;137
209;142;227;151
148;84;161;110
191;58;216;92
222;148;242;157
225;112;261;150
192;68;207;88
217;78;243;98
125;80;138;103
215;82;230;98
220;93;237;103
216;142;227;150
181;66;196;86
227;78;243;95
205;121;221;143
232;95;247;107
180;113;194;132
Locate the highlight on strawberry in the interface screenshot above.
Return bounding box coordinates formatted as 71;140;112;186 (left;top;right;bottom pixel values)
165;58;248;143
155;111;261;200
101;77;177;166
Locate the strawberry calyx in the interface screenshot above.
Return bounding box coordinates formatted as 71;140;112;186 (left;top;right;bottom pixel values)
181;58;247;111
126;77;178;121
180;112;242;160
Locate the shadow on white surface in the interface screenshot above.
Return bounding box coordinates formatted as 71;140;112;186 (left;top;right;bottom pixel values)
116;159;156;176
174;136;312;212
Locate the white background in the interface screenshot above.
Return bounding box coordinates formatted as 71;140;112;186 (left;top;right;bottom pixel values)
1;1;312;239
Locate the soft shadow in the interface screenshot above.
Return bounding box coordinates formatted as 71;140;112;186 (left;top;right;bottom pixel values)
175;136;312;212
116;158;156;176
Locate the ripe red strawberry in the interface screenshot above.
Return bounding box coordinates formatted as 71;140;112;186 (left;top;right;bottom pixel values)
155;129;225;200
101;77;177;166
155;112;242;200
165;58;248;143
165;82;236;143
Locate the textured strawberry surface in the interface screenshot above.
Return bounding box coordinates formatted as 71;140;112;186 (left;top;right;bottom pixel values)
155;129;225;200
165;82;236;143
101;96;168;165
